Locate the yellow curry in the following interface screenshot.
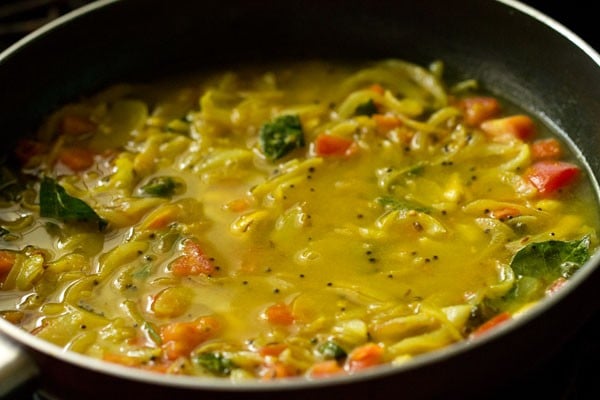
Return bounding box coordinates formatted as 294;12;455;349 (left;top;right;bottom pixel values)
0;59;598;380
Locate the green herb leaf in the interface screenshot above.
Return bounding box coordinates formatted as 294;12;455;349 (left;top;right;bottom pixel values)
193;352;236;376
404;164;425;176
376;196;430;213
510;236;591;281
484;236;593;311
142;321;162;345
317;340;347;361
132;262;153;279
40;177;107;231
259;114;304;161
354;98;378;117
140;176;180;197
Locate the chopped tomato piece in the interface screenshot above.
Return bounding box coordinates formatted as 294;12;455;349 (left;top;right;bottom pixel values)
309;360;345;378
480;115;536;142
61;115;96;136
14;139;46;165
490;207;521;222
261;362;297;380
57;147;96;172
471;312;511;338
369;83;385;95
314;134;357;157
458;96;501;126
0;250;16;283
224;198;252;213
524;160;580;196
530;138;562;161
372;113;403;132
170;239;215;276
259;343;288;357
143;204;181;230
345;343;384;372
160;316;220;360
264;303;294;326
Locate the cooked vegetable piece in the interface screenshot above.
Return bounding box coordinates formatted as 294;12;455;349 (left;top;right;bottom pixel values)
139;176;181;197
354;98;378;116
170;239;215;276
39;177;107;230
57;147;95;172
377;196;430;213
318;340;347;361
160;316;220;360
489;207;521;221
0;250;16;283
151;287;192;318
309;360;345;377
259;114;304;160
193;352;236;376
369;84;385;95
261;362;296;379
511;237;590;281
259;343;288;357
484;237;593;313
372;113;403;131
530;138;562;160
525;160;580;195
60;115;96;136
345;343;384;372
480;115;536;141
314;134;356;157
14;139;46;166
264;302;294;326
457;96;501;126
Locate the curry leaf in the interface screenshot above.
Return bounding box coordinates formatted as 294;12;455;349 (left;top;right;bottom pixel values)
377;196;430;213
355;98;378;117
480;237;591;316
132;262;153;279
40;177;107;231
142;321;162;345
317;340;347;361
139;176;180;197
193;352;236;376
510;236;591;281
259;114;304;161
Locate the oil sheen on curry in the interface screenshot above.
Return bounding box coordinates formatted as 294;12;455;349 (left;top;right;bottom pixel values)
1;60;598;380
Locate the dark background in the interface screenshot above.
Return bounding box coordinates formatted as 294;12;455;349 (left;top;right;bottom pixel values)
1;1;598;53
522;0;598;50
1;1;598;399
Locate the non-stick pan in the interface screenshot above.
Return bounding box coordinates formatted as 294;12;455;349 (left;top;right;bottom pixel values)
1;0;599;399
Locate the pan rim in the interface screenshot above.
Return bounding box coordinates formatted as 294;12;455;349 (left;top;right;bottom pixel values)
0;0;599;393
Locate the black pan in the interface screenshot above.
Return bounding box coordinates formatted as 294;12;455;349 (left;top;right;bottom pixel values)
1;1;599;399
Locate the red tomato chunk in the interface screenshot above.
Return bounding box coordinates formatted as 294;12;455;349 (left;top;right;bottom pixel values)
525;161;580;195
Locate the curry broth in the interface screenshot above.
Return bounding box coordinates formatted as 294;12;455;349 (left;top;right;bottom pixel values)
1;59;598;379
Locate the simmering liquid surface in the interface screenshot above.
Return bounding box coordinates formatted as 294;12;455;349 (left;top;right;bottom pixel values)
1;60;598;379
